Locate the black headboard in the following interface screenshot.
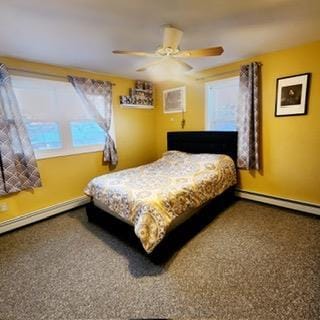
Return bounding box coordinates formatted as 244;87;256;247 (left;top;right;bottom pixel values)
167;131;238;163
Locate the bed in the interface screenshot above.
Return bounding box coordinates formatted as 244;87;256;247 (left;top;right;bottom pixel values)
85;131;237;253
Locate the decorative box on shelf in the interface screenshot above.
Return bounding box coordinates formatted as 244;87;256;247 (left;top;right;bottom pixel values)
120;80;154;109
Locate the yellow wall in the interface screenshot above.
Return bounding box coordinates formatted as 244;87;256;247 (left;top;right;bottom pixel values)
0;57;157;222
154;41;320;205
1;40;320;224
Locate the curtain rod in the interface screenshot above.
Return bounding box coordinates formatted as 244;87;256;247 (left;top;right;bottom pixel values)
195;62;263;81
195;69;239;81
8;67;116;86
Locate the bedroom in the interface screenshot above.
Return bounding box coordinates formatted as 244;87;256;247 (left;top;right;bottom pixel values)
0;0;319;319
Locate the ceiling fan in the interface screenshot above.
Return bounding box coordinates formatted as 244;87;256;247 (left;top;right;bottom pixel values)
112;25;224;72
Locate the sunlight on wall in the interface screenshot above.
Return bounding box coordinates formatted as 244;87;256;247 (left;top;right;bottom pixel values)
0;57;157;222
154;41;320;205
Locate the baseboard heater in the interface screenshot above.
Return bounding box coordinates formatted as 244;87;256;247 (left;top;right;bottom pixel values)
236;189;320;216
0;191;319;235
0;196;90;234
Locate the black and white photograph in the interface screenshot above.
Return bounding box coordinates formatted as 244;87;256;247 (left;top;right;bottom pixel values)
275;73;310;116
281;84;302;106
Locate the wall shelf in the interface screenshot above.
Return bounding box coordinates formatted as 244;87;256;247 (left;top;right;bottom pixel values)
133;89;152;93
120;80;153;108
120;104;154;109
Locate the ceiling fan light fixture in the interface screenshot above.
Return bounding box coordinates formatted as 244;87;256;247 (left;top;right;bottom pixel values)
156;47;180;56
138;57;191;80
112;25;224;73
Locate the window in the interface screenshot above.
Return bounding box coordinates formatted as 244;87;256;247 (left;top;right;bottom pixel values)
12;76;115;159
205;77;239;131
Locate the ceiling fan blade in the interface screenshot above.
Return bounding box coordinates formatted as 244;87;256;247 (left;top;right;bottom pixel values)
112;50;158;57
175;46;224;58
136;59;164;72
174;59;193;71
162;26;183;50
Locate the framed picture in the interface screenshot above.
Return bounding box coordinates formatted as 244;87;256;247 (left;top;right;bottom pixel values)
163;86;186;113
275;73;310;117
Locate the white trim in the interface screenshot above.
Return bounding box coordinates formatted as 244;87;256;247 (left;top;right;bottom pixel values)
0;196;90;234
2;191;318;235
12;75;117;161
35;146;104;160
236;190;320;216
204;82;209;130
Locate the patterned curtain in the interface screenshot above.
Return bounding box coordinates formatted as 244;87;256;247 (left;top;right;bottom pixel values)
0;64;41;195
68;76;118;166
237;62;260;170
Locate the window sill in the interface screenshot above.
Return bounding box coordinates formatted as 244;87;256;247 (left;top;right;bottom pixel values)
35;146;104;160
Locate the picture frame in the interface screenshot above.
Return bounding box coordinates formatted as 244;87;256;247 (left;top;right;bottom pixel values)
275;73;310;117
163;86;186;113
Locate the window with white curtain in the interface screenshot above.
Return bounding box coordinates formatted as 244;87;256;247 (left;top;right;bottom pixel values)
12;75;116;159
205;77;239;131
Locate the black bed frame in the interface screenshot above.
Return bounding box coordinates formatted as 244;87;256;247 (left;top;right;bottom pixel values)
167;131;237;163
86;131;238;252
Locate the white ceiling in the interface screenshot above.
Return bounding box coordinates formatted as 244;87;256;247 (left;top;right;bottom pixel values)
1;0;320;79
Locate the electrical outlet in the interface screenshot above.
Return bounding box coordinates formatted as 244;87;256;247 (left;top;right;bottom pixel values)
0;203;8;212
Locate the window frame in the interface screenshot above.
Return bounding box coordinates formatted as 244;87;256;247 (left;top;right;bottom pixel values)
11;75;116;160
205;76;239;131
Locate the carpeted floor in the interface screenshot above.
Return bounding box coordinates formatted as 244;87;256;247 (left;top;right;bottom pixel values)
0;199;319;320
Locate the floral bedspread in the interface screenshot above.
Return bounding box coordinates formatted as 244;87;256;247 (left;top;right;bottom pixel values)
85;151;237;253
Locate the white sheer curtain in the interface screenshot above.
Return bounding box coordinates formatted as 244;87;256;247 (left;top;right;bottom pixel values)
68;76;118;166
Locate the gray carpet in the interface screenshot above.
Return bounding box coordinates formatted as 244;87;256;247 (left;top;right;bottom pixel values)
0;200;319;320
